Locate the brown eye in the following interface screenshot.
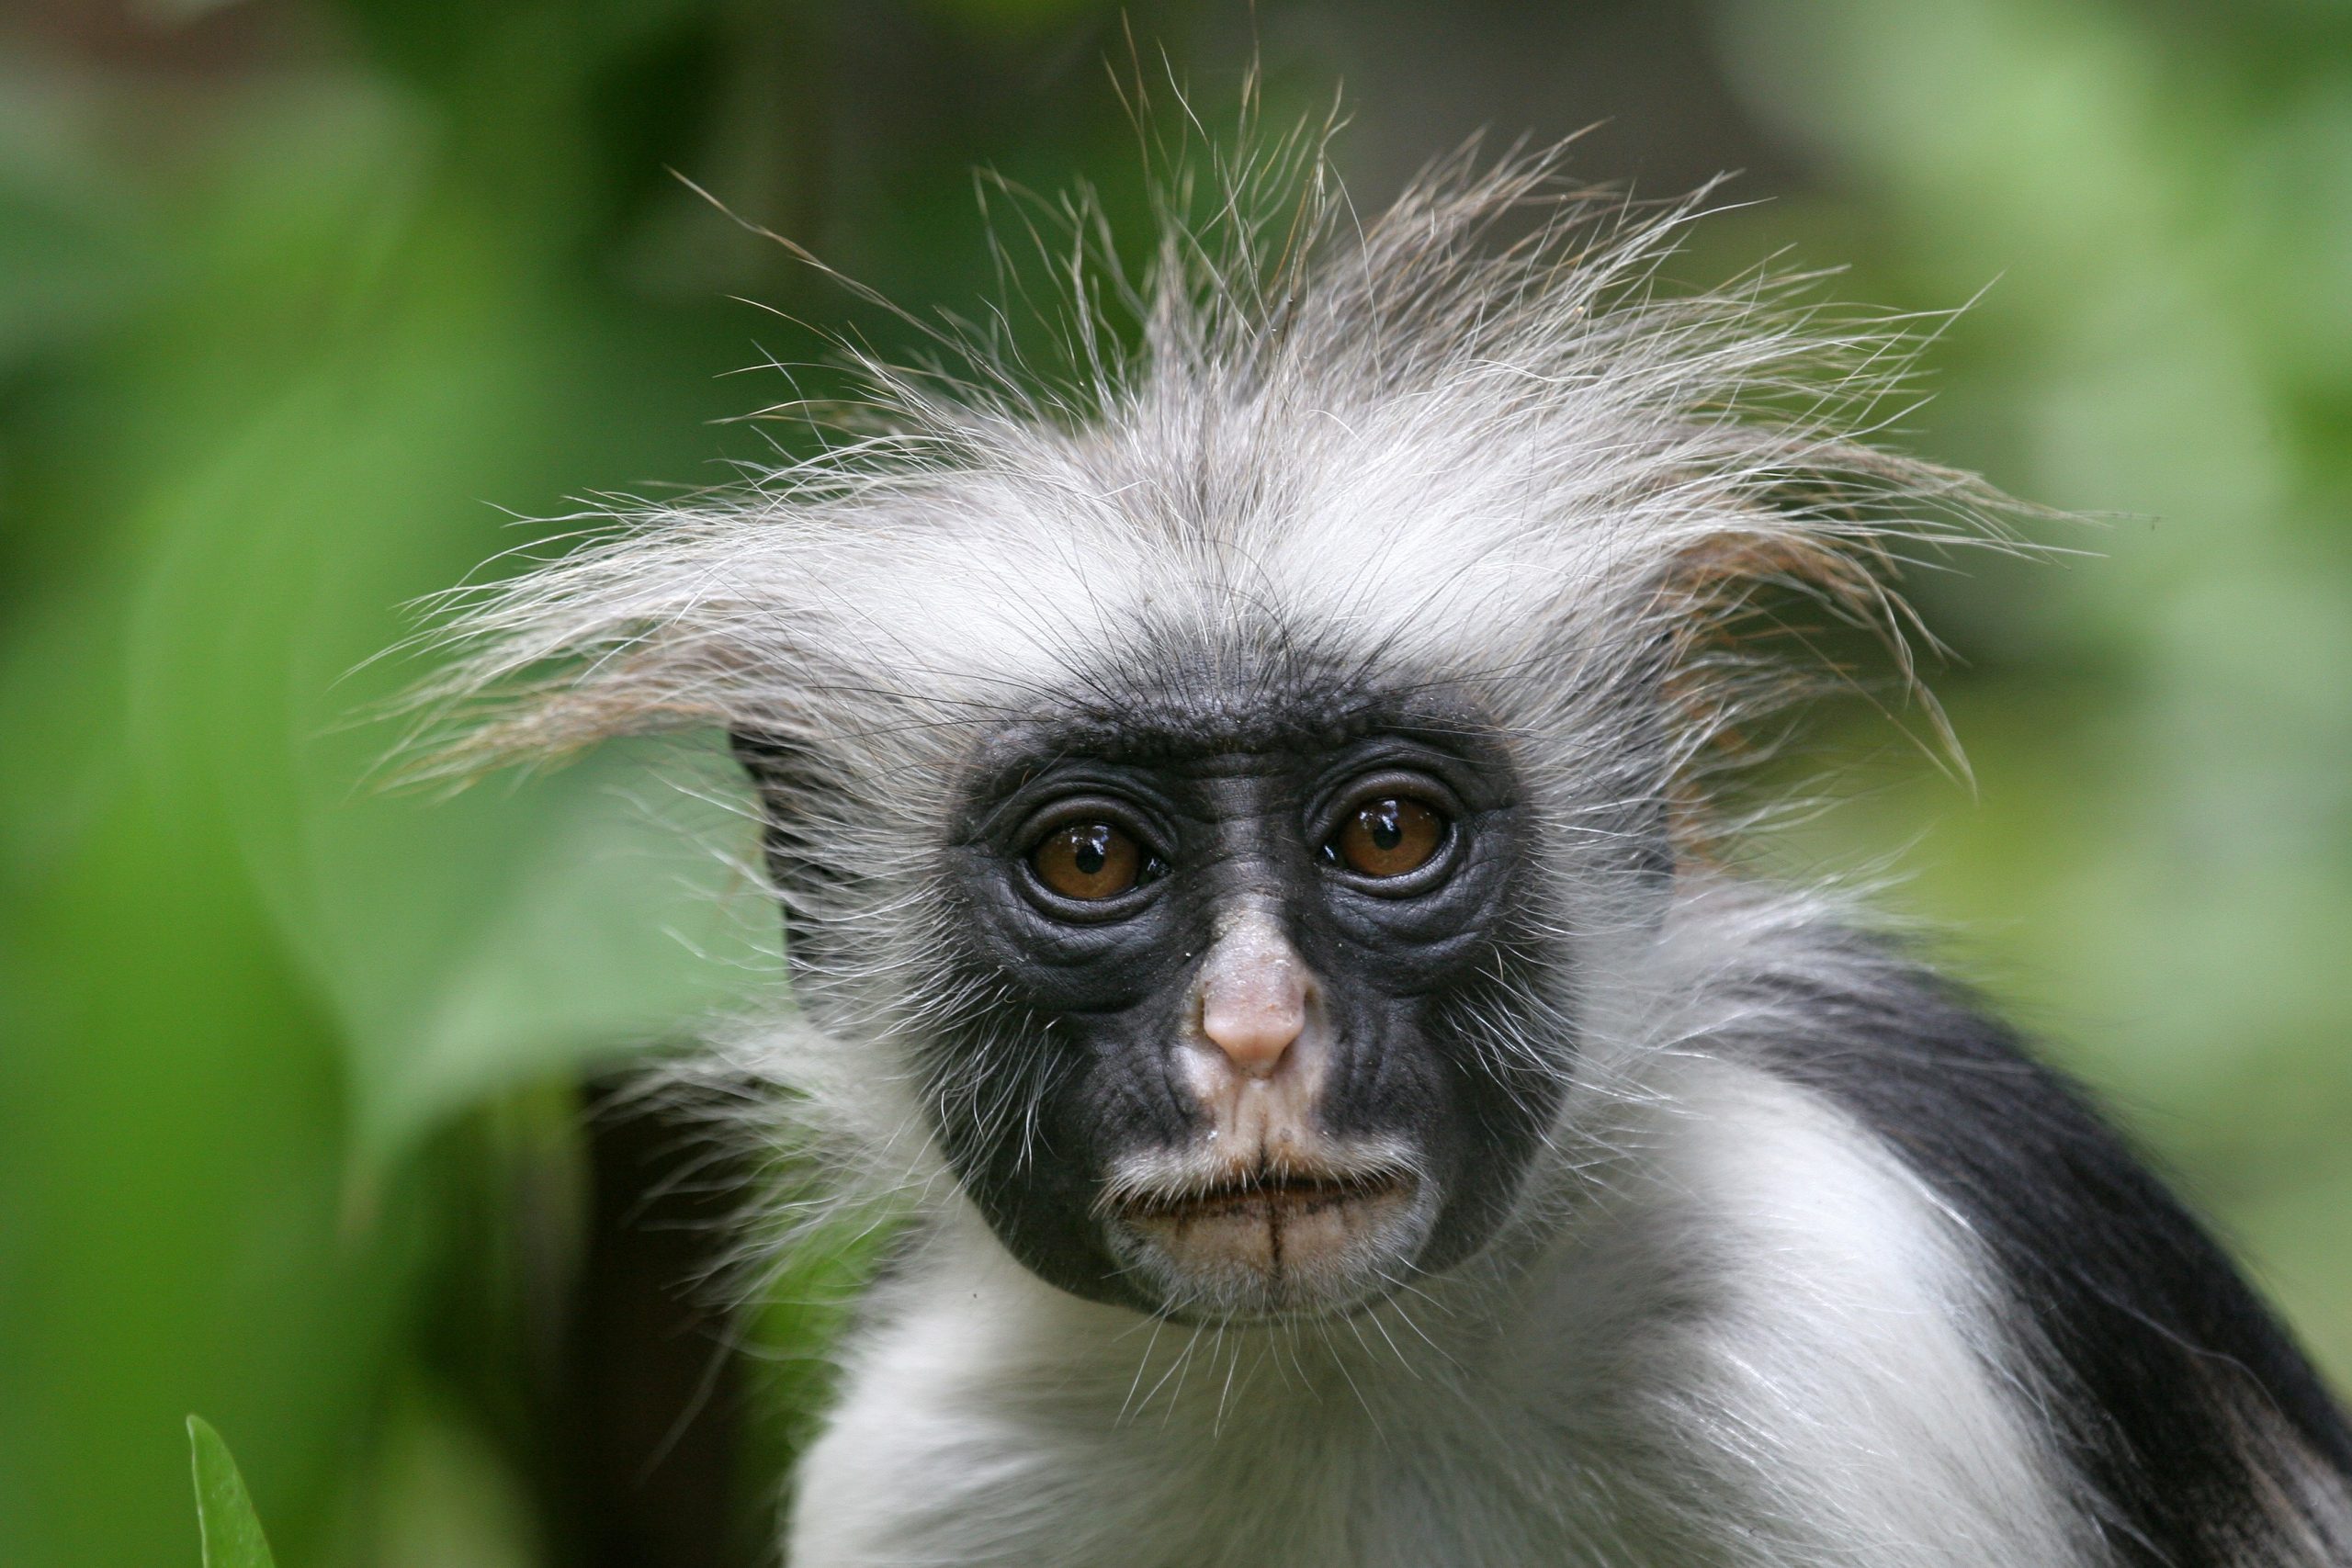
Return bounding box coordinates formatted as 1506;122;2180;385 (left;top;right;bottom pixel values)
1336;799;1439;884
1031;822;1144;901
1332;796;1446;879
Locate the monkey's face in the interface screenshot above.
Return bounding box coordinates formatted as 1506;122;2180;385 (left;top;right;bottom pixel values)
919;684;1572;1323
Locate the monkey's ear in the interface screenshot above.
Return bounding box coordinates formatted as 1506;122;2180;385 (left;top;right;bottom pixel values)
727;727;842;967
729;726;804;790
1663;525;1877;618
1643;437;2021;682
1624;455;2004;837
719;728;823;818
728;727;827;861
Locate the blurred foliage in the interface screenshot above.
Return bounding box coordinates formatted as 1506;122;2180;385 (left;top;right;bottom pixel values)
0;2;2344;1565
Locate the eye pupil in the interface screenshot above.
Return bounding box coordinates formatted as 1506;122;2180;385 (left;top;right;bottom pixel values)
1073;834;1107;875
1370;813;1404;851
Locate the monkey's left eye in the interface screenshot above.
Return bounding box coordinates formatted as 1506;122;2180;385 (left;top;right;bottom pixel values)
1324;796;1449;880
1031;822;1156;901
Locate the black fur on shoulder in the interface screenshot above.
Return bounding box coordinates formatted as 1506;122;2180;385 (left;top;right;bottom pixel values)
1725;928;2352;1567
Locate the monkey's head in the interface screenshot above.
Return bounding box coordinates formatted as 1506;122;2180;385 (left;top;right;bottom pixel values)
430;150;1988;1323
717;581;1637;1322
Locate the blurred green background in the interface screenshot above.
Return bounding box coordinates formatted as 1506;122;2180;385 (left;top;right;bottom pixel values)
1;1;2346;1563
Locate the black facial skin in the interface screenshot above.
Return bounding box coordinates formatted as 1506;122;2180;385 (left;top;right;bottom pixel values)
902;677;1583;1318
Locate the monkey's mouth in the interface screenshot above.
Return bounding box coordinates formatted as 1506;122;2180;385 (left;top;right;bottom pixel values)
1119;1168;1411;1224
1102;1156;1430;1317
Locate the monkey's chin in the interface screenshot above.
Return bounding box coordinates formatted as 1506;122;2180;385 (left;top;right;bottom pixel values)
1102;1168;1437;1322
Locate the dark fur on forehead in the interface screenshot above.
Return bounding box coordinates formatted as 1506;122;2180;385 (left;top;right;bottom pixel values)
955;624;1511;801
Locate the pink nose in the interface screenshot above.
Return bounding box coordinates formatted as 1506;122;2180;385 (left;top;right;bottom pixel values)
1197;920;1310;1077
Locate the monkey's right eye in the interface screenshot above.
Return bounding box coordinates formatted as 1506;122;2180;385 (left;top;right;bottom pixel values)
1030;822;1149;901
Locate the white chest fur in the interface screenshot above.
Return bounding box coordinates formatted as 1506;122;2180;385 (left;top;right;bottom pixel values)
786;1061;2094;1568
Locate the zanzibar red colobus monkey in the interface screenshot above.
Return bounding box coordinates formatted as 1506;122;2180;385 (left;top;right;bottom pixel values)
424;136;2352;1566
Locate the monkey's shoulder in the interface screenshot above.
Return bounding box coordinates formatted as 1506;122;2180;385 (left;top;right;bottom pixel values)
1680;908;2352;1566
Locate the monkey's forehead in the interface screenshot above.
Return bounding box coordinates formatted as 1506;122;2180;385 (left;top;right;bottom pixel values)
786;444;1655;718
783;543;1591;780
955;660;1500;773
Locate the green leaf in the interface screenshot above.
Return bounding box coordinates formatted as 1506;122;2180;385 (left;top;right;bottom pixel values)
186;1417;279;1568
